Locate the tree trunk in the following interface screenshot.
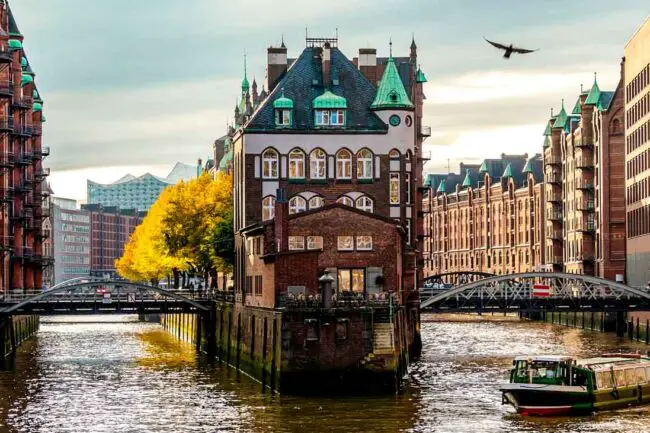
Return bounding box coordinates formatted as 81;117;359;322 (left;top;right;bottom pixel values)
173;268;180;289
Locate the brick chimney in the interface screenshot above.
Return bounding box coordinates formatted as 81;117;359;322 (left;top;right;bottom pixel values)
322;42;332;88
274;188;289;253
358;48;377;85
266;43;288;93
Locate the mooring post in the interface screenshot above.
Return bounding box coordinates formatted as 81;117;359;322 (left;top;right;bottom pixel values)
8;315;16;358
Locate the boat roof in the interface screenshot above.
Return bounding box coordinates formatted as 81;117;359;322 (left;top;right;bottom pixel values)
513;355;573;362
578;357;650;369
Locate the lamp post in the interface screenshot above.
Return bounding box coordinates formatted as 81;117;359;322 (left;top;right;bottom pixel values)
319;271;335;309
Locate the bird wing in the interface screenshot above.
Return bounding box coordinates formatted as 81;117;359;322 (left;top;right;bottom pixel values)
512;47;538;54
484;37;508;50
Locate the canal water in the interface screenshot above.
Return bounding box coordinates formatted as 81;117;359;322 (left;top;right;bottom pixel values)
2;316;650;433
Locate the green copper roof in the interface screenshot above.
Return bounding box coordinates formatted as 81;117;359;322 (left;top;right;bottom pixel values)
571;97;582;115
8;7;22;37
41;114;46;122
219;149;233;170
33;89;43;103
21;56;27;69
543;135;550;148
416;67;427;83
522;159;533;173
479;161;489;173
502;163;513;178
552;101;568;129
585;75;601;105
313;90;347;109
20;73;33;87
543;122;552;136
371;56;414;110
436;179;447;194
32;102;42;112
424;174;433;187
462;170;473;188
8;39;22;50
273;90;294;109
242;76;250;91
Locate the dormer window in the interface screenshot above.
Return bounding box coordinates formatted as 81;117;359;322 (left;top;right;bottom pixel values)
273;90;294;127
312;90;347;127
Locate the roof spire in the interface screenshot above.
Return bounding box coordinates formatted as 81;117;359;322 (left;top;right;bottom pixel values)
410;33;417;49
389;37;393;57
241;51;250;92
281;34;286;48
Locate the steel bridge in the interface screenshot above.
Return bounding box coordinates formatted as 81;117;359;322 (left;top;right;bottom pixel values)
420;272;650;313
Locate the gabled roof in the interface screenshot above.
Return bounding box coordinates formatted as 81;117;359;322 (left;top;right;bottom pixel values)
523;155;543;182
371;56;414;110
245;47;387;132
571;97;582;115
584;76;601;105
598;91;615;111
416;67;427;83
552;101;568;129
543;122;552;136
502;163;513;178
462;169;478;189
436;179;447;193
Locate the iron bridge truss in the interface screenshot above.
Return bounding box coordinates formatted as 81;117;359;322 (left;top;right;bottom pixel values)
0;277;211;316
420;272;650;313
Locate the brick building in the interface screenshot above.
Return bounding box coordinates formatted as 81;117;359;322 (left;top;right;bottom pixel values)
542;71;626;280
81;204;144;279
624;16;650;286
423;154;545;276
233;37;428;298
0;3;51;294
51;203;90;284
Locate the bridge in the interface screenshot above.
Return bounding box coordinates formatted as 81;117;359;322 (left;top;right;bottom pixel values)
1;278;220;370
420;272;650;313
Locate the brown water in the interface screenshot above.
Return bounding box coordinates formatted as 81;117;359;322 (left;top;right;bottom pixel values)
2;315;650;433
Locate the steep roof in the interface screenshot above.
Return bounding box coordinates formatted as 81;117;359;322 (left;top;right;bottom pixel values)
8;6;21;37
523;155;543;183
584;76;601;105
245;47;387;132
598;91;615;111
371;56;414;109
552;101;569;129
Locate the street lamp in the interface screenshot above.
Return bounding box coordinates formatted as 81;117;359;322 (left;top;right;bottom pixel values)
319;271;335;309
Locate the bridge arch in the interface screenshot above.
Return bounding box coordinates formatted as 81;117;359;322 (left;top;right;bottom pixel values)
420;272;650;312
422;271;495;285
2;279;210;314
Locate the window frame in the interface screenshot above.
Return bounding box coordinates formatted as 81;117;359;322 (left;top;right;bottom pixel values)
275;109;291;126
356;236;373;251
262;149;279;179
356;149;373;179
390;172;400;204
355;196;374;213
337;268;365;293
288;149;306;179
337;235;354;251
308;196;324;209
337;196;354;207
336;149;352;179
307;236;323;250
288;236;305;251
289;196;307;214
262;196;275;221
310;148;327;180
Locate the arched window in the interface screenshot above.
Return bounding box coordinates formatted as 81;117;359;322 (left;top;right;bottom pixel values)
356;149;373;179
262;149;278;179
308;196;324;209
355;196;373;213
310;148;326;179
288;149;305;179
336;149;352;179
405;150;412;162
262;196;275;220
289;196;307;214
337;196;354;207
389;149;400;159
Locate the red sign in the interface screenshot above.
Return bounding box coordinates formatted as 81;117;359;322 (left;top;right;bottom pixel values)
533;284;550;297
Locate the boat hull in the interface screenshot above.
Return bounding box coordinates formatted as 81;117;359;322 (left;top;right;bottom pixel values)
501;384;593;416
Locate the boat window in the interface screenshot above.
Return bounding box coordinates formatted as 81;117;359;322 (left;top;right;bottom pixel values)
646;367;650;381
636;367;647;384
596;371;614;389
615;369;626;387
625;369;636;386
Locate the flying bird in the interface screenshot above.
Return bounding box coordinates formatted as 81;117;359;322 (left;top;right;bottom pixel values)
484;38;538;59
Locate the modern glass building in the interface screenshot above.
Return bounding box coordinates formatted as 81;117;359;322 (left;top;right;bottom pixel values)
87;162;200;211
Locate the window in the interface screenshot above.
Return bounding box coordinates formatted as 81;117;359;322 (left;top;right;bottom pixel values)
338;268;365;293
262;149;278;179
389;149;400;159
356;236;372;250
356;149;373;179
289;196;307;214
337;196;354;207
390;173;400;204
336;150;352;179
406;218;412;245
308;196;324;209
288;236;305;250
307;236;323;250
316;110;345;126
355;196;373;213
310;149;326;179
288;149;305;179
405;173;411;204
275;109;291;126
337;236;354;251
262;196;275;220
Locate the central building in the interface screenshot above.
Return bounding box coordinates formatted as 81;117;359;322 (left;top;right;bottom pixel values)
229;36;428;391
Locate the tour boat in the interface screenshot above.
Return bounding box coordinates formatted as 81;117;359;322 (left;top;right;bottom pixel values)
500;354;650;416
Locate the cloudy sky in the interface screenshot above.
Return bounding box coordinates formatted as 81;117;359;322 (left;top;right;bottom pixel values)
13;0;649;200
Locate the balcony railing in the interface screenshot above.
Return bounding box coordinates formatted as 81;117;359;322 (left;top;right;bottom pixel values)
419;125;432;138
13;95;33;109
547;210;563;221
577;200;595;211
35;167;50;179
31;124;42;136
0;187;13;203
36;228;51;240
14;152;32;166
278;291;398;310
547;190;562;202
550;255;563;265
576;156;594;169
11;124;33;136
0;118;13;132
546;173;561;184
576;140;594;149
35;207;51;219
12;247;34;259
576;181;594;191
546;155;562;165
0;79;13;96
0;50;13;63
547;230;563;240
577;253;595;261
0;235;14;251
578;221;596;233
0;152;14;168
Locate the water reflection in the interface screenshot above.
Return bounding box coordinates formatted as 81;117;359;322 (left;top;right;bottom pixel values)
2;315;650;432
